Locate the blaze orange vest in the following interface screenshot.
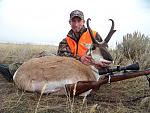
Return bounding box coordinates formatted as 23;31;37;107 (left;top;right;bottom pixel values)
66;31;96;57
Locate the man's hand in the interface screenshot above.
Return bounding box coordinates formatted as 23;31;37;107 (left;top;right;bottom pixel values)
93;59;111;69
80;55;93;65
80;55;111;68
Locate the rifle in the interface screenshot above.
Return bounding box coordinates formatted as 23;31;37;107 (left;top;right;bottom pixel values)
65;62;150;97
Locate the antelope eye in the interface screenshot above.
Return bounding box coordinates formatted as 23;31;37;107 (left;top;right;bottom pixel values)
91;45;96;50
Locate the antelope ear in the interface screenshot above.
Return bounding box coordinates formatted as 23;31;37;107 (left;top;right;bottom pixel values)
81;42;92;49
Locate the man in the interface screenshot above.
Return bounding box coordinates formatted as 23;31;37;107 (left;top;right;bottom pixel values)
57;10;111;67
0;10;111;82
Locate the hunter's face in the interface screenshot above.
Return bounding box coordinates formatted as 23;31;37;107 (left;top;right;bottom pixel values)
70;17;85;33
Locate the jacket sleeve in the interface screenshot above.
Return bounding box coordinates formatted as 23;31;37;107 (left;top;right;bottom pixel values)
57;38;74;57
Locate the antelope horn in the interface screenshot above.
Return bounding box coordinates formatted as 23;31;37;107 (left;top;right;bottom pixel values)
104;19;116;43
87;18;99;44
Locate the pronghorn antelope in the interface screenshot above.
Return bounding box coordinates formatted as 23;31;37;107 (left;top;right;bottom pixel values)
13;18;116;96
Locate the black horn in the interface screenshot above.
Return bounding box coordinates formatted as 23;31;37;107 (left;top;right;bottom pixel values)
87;18;99;44
104;19;116;43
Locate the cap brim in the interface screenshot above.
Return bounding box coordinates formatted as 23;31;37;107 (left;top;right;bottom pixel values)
70;15;83;20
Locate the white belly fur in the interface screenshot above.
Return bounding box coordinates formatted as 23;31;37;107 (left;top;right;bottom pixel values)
31;79;94;97
31;79;73;94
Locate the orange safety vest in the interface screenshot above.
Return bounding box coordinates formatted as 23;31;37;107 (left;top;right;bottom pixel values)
66;30;96;57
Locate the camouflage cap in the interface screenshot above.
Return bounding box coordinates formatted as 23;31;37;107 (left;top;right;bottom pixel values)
70;10;84;20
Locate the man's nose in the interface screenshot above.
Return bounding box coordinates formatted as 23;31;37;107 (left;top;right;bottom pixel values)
74;21;79;26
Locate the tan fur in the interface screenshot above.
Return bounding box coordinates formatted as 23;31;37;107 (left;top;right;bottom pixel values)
13;56;96;94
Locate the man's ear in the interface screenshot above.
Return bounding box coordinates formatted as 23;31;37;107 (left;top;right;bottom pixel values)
69;20;71;25
83;20;85;24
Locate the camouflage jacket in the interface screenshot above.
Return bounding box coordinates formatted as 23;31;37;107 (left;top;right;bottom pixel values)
57;26;103;60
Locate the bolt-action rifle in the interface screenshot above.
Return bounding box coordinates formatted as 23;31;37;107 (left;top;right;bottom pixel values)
65;62;150;97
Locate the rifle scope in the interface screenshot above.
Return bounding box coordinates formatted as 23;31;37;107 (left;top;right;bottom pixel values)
99;62;140;75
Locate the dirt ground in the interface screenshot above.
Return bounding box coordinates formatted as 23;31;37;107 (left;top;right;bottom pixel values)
0;73;150;113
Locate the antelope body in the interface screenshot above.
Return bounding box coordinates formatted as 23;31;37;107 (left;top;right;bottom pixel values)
13;56;97;94
13;18;116;96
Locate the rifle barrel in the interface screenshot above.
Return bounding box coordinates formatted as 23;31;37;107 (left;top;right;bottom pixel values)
107;69;150;82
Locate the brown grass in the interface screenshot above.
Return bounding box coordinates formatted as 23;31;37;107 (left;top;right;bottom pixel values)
0;43;57;64
0;42;150;113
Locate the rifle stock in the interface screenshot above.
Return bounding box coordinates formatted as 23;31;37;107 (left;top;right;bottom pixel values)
65;79;108;97
65;69;150;97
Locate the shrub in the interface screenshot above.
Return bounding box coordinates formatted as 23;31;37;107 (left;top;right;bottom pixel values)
114;32;150;69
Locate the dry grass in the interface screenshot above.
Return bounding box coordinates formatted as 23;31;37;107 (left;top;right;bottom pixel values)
0;42;150;113
0;43;57;64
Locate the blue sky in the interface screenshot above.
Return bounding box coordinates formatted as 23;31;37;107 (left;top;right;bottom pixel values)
0;0;150;48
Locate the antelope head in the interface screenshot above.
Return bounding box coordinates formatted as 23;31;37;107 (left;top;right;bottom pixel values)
86;18;116;62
